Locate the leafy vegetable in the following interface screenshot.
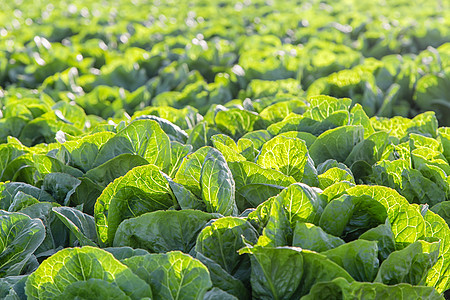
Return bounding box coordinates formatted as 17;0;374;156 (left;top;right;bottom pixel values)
0;0;449;297
123;251;212;300
25;246;152;300
95;164;176;246
0;211;45;277
113;210;214;253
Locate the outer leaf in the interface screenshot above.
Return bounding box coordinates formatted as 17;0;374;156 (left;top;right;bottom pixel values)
168;141;192;177
84;153;149;187
60;279;131;300
95;164;176;246
257;135;311;182
114;210;213;253
296;249;354;297
18;202;68;258
0;182;54;211
309;125;364;165
241;130;272;150
347;185;426;245
42;172;81;206
135;115;188;143
319;194;387;240
375;240;440;285
350;103;375;138
123;251;212;300
409;133;442;152
103;247;149;261
196;217;258;276
211;134;246;163
174;146;212;198
305;95;352;121
275;183;325;227
322;240;380;282
60;131;115;172
167;178;206;211
256;195;292;247
228;161;295;210
259;100;307;125
93;119;171;170
8;192;39;212
316;159;352;175
204;288;238;300
25;246;152;300
200;148;238;216
33;154;84;180
321;181;355;202
0;275;28;300
0;211;45;276
438;127;450;162
52;207;98;246
70;177;104;215
292;222;345;252
239;246;304;300
187;122;219;151
268;111;349;136
278;131;317;148
302;277;443;300
401;168;446;206
344;131;389;167
431;202;450;227
423;210;450;293
411;148;450;178
359;219;396;262
237;138;256;162
215;109;259;139
0;144;26;181
246;198;275;232
132;106;200;130
318;167;355;190
196;252;250;300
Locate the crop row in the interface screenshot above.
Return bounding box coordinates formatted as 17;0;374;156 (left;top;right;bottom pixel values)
0;0;449;299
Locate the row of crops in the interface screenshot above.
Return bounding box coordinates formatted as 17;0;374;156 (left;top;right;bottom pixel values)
0;0;450;299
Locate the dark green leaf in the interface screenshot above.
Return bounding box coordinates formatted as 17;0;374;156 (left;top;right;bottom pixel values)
123;251;212;300
113;210;213;253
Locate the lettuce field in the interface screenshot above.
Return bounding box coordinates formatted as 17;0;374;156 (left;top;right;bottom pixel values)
1;0;450;299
